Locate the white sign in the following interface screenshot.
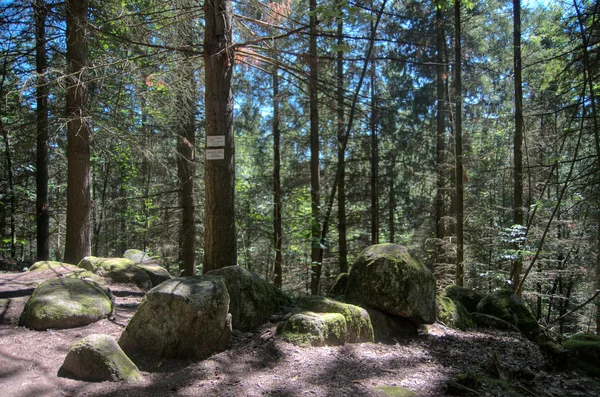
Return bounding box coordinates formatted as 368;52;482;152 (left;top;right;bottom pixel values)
207;135;225;147
206;148;225;160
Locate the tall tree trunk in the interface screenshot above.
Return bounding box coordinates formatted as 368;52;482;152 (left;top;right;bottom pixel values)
177;57;196;276
309;0;321;295
435;0;446;264
64;0;91;265
512;0;524;293
370;52;379;245
336;15;348;274
273;63;283;288
454;0;464;286
0;120;16;258
203;0;237;272
35;0;50;261
389;155;396;243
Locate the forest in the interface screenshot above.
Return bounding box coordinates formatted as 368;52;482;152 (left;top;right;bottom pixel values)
0;0;599;340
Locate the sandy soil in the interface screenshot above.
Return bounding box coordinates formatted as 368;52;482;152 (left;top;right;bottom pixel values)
1;270;599;397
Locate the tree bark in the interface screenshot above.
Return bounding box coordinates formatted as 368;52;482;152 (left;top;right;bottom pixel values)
435;0;446;264
273;62;283;288
203;0;237;272
64;0;91;265
512;0;524;293
35;0;50;261
370;51;379;245
454;0;464;286
336;15;348;274
309;0;321;295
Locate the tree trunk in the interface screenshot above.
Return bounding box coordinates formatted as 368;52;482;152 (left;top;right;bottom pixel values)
435;0;446;264
1;120;16;258
454;0;464;286
64;0;91;265
512;0;524;293
35;0;50;261
336;15;348;274
389;155;396;243
203;0;236;272
309;0;321;295
370;53;379;245
273;63;283;288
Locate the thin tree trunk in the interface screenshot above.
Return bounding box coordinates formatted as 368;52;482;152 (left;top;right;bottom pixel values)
336;15;348;274
273;62;283;288
370;48;379;245
309;0;321;295
389;155;396;243
454;0;464;286
512;0;524;294
435;0;446;265
35;0;50;261
64;0;91;265
0;120;16;258
203;0;237;272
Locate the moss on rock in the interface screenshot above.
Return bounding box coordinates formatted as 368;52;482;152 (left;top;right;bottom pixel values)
19;278;113;330
345;244;436;324
562;334;600;375
436;295;474;331
470;312;519;333
278;311;347;347
59;334;141;382
297;296;374;342
373;386;417;397
29;261;82;273
329;273;349;296
476;289;540;341
78;256;152;290
443;285;484;313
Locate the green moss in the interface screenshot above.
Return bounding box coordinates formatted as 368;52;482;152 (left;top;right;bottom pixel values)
563;334;600;373
373;386;417;397
297;296;374;343
437;296;474;331
78;256;151;289
443;285;484;313
279;311;346;347
29;261;82;273
362;244;422;271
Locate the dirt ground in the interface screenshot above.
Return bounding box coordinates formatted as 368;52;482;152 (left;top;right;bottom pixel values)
1;270;599;397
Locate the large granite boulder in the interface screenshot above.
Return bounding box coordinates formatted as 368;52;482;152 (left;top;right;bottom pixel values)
345;244;436;324
296;296;373;343
562;334;600;376
206;266;290;332
119;275;231;360
78;256;152;290
19;278;113;330
436;295;474;331
29;261;82;273
59;334;141;382
134;262;171;287
476;289;540;341
443;285;484;313
365;308;419;342
123;249;152;263
278;311;347;347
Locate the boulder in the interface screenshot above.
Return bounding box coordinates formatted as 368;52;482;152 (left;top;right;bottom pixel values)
123;249;152;263
296;296;373;343
19;278;113;330
29;261;82;273
78;256;152;290
345;244;436;324
364;308;418;342
562;334;600;376
470;313;520;332
436;295;474;331
476;289;540;341
119;275;231;360
443;285;484;313
134;262;171;287
59;334;141;382
329;273;349;296
278;311;346;347
206;266;290;332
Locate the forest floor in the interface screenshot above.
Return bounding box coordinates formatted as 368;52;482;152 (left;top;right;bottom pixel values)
1;269;599;397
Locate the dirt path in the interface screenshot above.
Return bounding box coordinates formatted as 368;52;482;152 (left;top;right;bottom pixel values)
1;272;598;397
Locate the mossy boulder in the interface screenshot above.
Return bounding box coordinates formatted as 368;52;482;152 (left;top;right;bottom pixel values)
345;244;436;324
329;273;349;296
436;295;474;331
476;289;540;341
206;265;291;332
19;278;113;330
470;312;519;333
78;256;152;290
562;334;600;375
134;262;171;287
59;334;141;382
29;261;81;273
123;249;152;263
365;307;418;342
278;311;347;347
443;285;484;313
296;296;373;342
119;275;231;360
